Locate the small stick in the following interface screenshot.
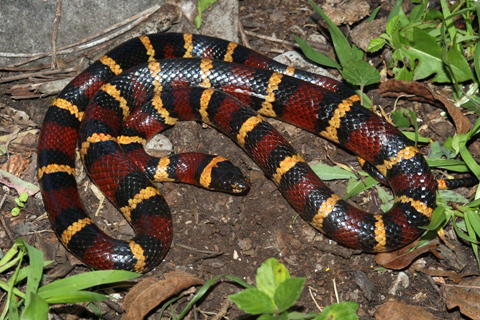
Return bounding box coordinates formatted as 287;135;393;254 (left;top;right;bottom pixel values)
238;20;251;49
51;0;63;69
243;30;330;52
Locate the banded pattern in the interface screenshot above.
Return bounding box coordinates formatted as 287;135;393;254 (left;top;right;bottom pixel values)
39;33;439;272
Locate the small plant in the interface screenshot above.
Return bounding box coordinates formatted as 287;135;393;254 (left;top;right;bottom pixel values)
11;192;28;217
228;258;358;320
0;239;140;320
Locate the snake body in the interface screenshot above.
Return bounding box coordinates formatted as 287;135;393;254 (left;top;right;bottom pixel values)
38;33;436;272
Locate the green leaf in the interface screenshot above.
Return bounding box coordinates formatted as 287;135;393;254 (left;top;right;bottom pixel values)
401;28;472;83
308;0;356;67
342;60;380;87
194;0;218;28
438;190;468;203
311;163;356;180
318;302;359;320
367;38;387;53
409;3;426;22
20;292;48;320
375;185;394;212
274;278;305;313
391;110;411;128
366;6;381;22
22;241;45;313
294;36;341;69
229;288;276;314
18;193;28;202
38;270;139;300
445;46;474;82
345;176;378;200
423;205;447;231
473;41;480;81
258;314;277;320
256;258;290;299
43;291;108;304
11;207;20;217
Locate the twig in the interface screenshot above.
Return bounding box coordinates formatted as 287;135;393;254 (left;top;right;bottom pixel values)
0;65;79;84
332;278;340;303
243;30;330;52
238;20;251;49
176;243;224;256
0;194;15;242
211;299;233;320
51;0;63;69
308;286;323;312
0;4;161;67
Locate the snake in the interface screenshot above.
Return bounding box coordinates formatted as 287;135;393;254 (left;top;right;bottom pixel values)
38;33;440;273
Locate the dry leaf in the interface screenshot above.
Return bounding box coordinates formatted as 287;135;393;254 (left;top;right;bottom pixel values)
444;285;480;319
378;80;470;134
375;300;441;320
123;270;203;320
375;239;439;270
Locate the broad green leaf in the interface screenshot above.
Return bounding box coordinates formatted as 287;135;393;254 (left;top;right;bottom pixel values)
318;302;359;320
229;288;276;314
256;258;290;299
20;292;48;320
258;314;277;320
38;270;139;299
445;46;474;82
401;28;472;83
308;0;356;67
391;110;411;128
342;60;380;87
438;190;468;203
287;312;319;320
311;163;356;180
345;176;378;200
409;3;426;22
367;38;387;53
426;158;470;173
294;36;341;69
274;278;305;313
194;0;218;28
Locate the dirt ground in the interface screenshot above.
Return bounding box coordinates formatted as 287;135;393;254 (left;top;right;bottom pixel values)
1;0;479;319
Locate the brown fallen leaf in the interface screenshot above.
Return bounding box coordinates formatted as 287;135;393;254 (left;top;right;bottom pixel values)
375;299;441;320
444;285;480;319
378;80;470;134
122;270;204;320
414;267;477;283
375;239;439;270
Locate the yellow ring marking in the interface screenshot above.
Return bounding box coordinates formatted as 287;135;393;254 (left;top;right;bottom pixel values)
258;73;283;117
61;218;93;245
395;195;433;218
117;136;147;146
373;215;387;251
120;186;160;222
199;58;214;88
99;55;123;75
38;164;75;179
101;83;130;120
148;61;163;95
52;98;84;121
272;154;305;185
285;66;295;76
320;98;354;143
376;146;419;177
200;156;228;189
437;179;447;190
139;35;156;62
128;240;147;272
199;88;215;124
153;157;175;182
152;94;178;125
310;194;341;230
356;157;366;167
223;42;238;62
348;94;361;103
236;115;264;147
80;133;116;158
183;34;193;58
